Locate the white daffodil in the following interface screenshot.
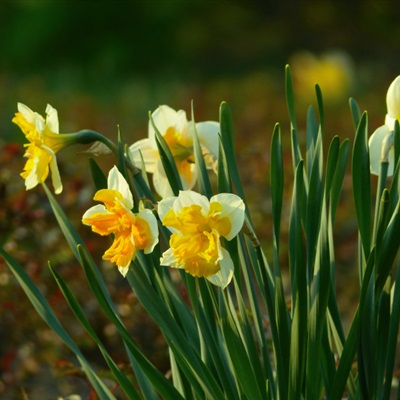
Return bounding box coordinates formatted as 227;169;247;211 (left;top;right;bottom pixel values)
82;166;159;276
12;103;78;194
158;190;245;288
386;75;400;123
369;125;395;176
129;105;219;198
369;75;400;176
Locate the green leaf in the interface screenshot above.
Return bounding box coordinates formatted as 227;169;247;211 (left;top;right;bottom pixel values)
288;161;307;399
375;195;400;292
325;136;340;200
329;139;350;223
219;292;264;400
306;210;331;398
382;258;400;398
42;184;116;306
349;97;362;130
271;123;284;254
127;263;226;399
151;113;182;196
351;111;371;259
285;64;298;133
306;130;324;282
329;248;376;400
191;103;213;198
315;84;325;133
89;157;107;190
217;134;232;193
77;245;185;400
306;105;319;180
48;263;143;400
219;102;247;202
0;248;117;400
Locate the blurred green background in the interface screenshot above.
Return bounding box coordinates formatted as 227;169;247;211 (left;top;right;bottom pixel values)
1;1;400;398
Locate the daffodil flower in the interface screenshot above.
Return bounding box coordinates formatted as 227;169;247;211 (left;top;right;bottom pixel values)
129;105;219;198
369;75;400;176
12;103;78;194
158;190;245;288
82;166;159;276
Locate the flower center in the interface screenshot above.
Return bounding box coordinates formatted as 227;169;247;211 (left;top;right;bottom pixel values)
162;202;232;277
163;127;195;183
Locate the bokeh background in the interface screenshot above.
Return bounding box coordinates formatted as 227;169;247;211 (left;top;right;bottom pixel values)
1;1;400;398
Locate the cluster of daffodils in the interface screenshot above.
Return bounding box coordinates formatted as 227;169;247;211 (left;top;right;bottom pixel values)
13;103;245;288
369;75;400;176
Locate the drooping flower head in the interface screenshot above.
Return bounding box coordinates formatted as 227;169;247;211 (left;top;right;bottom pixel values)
129;105;219;198
158;190;245;288
12;103;77;194
369;75;400;176
82;166;159;276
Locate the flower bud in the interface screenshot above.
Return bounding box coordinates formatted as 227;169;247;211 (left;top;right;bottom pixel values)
386;75;400;120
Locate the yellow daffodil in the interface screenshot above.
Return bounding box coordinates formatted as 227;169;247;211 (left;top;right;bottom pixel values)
369;76;400;176
158;190;245;288
129;105;219;198
12;103;77;194
82;166;159;276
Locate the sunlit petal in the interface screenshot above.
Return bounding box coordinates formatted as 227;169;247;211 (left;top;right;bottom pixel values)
387;76;400;120
107;166;133;209
136;208;159;253
369;124;394;176
206;248;234;288
129;138;158;173
196;121;220;161
160;247;182;269
49;153;63;194
158;196;177;224
385;114;397;131
17;102;36;124
149;105;185;142
45;104;59;133
153;161;175;198
210;193;245;240
174;190;209;214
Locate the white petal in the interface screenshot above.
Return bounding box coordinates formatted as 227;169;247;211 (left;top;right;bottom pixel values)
45;104;59;133
118;265;130;277
174;190;210;215
206;247;234;288
107;166;133;209
49;154;63;194
179;162;197;190
387;76;400;120
210;193;245;240
17;103;36;124
158;196;177;221
35;113;46;133
82;204;108;221
137;208;159;253
196;121;220;159
24;158;40;190
153;161;174;198
129;138;158;173
149;105;187;142
369;124;395;176
385;114;397;131
160;247;183;269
